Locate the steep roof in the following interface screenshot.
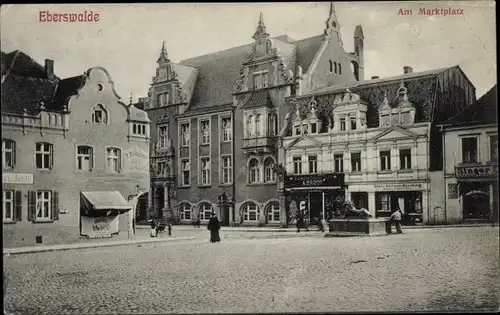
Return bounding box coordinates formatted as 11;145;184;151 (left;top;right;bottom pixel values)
1;50;57;80
441;84;497;127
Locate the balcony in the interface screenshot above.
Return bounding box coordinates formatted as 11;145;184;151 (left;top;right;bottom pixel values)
242;136;278;154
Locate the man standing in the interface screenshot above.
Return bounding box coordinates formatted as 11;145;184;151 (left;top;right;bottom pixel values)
389;209;403;234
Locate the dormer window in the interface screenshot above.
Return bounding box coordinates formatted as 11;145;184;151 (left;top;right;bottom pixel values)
310;123;317;134
380;114;390;126
303;124;309;135
294;125;301;136
92;104;108;124
253;71;269;90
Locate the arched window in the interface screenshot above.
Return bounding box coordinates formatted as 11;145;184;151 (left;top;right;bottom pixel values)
242;203;259;221
334;62;337;74
329;60;333;73
338;63;342;75
255;114;261;137
264;158;275;183
266;202;280;223
247;115;254;137
199;203;213;221
249;158;260;183
179;204;191;220
267;113;277;136
92;104;108;124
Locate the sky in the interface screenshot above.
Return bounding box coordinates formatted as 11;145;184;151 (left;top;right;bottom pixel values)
1;2;496;102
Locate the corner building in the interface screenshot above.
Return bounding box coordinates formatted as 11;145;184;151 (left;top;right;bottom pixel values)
139;4;365;226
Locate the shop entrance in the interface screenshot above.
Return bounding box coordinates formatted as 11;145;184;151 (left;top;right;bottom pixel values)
375;191;423;225
461;182;491;220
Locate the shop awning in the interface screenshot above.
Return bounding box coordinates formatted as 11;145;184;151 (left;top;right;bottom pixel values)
81;191;132;212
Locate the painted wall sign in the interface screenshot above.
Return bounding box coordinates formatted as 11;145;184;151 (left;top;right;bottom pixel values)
284;173;345;188
455;165;498;178
123;147;149;173
374;183;423;191
81;215;119;238
2;173;34;184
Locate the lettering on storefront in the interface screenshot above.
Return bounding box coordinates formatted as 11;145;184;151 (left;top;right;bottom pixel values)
284;173;345;188
455;165;498;178
124;147;149;173
374;183;423;191
81;215;119;239
92;217;110;231
2;173;34;184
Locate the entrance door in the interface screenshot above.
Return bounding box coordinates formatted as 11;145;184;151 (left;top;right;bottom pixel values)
309;192;322;225
155;186;164;218
221;205;230;226
462;182;491;220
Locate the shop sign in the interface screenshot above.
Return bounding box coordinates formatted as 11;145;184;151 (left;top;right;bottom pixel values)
455;165;498;178
124;147;149;173
81;215;119;239
2;173;34;184
284;173;345;188
374;183;423;191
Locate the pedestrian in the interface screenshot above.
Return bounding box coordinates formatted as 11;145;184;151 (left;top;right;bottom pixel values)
207;212;221;243
150;219;158;237
389;209;403;234
296;215;302;233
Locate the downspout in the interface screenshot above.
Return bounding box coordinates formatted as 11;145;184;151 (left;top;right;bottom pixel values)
440;124;447;224
232;105;236;226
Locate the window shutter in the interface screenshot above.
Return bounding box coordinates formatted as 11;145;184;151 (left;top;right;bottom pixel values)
14;190;22;221
50;144;54;168
28;191;36;221
52;191;59;220
12;141;17;167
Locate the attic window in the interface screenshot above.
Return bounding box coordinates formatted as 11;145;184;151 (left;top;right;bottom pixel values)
92;104;108;124
294;125;301;136
303;124;309;135
310;123;317;134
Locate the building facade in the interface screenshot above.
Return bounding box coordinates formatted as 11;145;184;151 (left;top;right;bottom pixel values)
138;4;366;226
2;51;150;247
436;85;498;224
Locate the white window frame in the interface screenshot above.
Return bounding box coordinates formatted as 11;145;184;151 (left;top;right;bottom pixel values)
399;148;412;170
243;203;259;221
36;142;53;170
106;147;121;173
249;158;260;183
3;190;14;221
180;204;192;220
200;204;213;221
200;157;211;186
200;120;210;145
293;156;302;174
380;150;391;171
264;158;276;182
351;152;361;172
2;139;15;169
377;193;390;211
267;203;280;223
222;117;232;142
92;104;108;124
180;159;190;186
461;136;479;164
77;145;93;171
221;155;232;185
308;155;318;174
158;124;169;148
267;114;277;137
334;154;344;172
133;123;146;136
36;190;52;221
253;71;269;90
181;123;190;147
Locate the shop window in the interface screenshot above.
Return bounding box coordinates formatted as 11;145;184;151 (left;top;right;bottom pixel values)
249;158;260;183
243;203;259;221
351;152;361;172
2;139;15;169
380;151;391;171
92;104;108;124
77;146;93;171
490;135;498;162
36;142;53;170
222;117;232;142
461;137;478;163
399;149;412;170
376;193;391;212
308;155;318;174
200;157;211;185
180;123;190;146
200;120;210;145
106;147;121;173
199;204;213;221
179;204;191;220
334;154;344;172
264;158;276;182
180;160;190;186
221;156;232;184
293;156;302;174
267;203;280;222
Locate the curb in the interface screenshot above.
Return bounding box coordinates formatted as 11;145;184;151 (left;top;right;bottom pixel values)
3;236;196;256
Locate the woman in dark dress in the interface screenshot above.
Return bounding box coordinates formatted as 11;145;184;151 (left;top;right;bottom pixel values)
207;213;221;243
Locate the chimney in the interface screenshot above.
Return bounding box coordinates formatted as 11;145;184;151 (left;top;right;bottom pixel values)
371;76;379;79
45;59;54;80
403;66;413;74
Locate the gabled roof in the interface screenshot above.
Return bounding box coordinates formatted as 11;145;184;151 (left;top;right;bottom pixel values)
1;50;57;80
51;75;86;111
441;84;497;127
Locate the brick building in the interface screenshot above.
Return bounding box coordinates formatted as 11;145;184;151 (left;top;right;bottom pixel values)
1;50;150;247
137;4;365;226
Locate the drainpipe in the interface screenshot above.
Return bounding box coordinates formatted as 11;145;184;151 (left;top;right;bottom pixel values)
232;106;236;226
440;124;447;224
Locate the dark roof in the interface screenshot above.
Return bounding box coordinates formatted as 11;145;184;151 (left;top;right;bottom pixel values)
441;85;497;127
1;50;56;80
51;75;86;111
242;90;275;109
293;35;325;74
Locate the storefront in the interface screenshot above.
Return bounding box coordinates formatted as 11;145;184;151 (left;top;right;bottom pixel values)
349;182;428;225
284;173;345;225
80;191;133;239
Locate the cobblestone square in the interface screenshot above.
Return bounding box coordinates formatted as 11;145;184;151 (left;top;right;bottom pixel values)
4;226;499;314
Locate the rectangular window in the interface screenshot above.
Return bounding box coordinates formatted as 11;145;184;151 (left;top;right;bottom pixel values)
36;143;53;170
380;151;391;171
293;157;302;174
77;146;93;171
401;112;411;125
339;118;346;131
391;113;400;125
157;92;169;106
334;154;344;172
106;148;121;173
376;193;390;211
2;139;15;168
294;125;301;136
157;161;167;177
158;124;169;148
303;124;309;135
380;115;390;127
490;135;498;162
350;117;357;130
181;160;190;186
308;155;317;174
200;157;210;185
462;137;478;163
221;156;232;184
310;123;317;134
351;152;361;172
133;124;146;135
181;123;190;146
399;149;412;170
222;118;232;142
200;120;210;145
3;190;14;220
36;190;52;220
253;72;269;89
